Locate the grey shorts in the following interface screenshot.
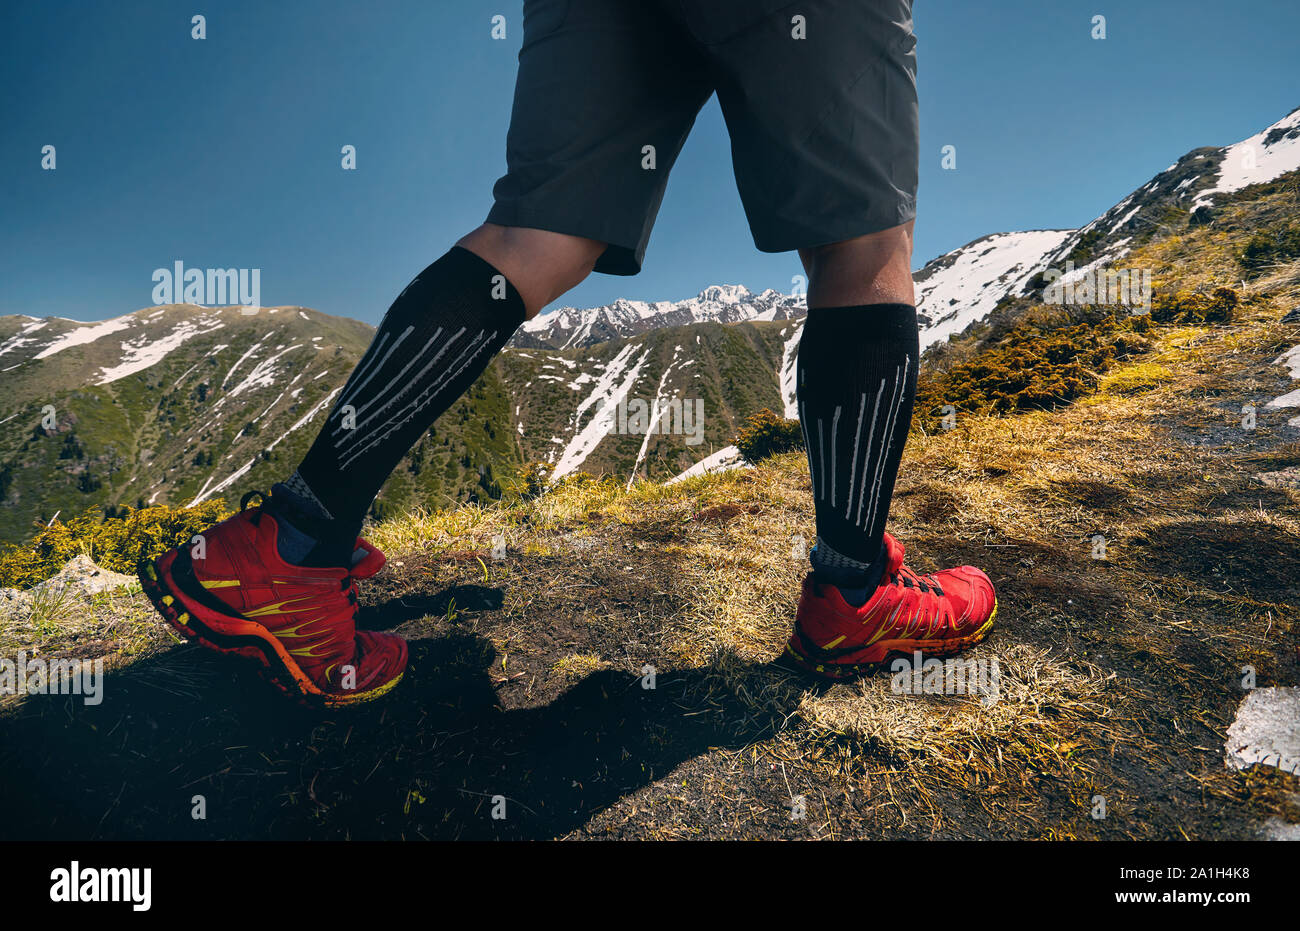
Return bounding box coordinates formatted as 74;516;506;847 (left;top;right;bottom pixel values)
486;0;919;276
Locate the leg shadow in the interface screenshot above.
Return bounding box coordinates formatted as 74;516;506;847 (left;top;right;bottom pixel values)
0;611;805;839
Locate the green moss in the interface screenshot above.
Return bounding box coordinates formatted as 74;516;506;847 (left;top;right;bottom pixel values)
1239;223;1300;273
1150;286;1239;323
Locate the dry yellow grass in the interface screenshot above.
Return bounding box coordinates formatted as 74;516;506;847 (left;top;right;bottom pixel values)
359;273;1298;837
8;205;1295;839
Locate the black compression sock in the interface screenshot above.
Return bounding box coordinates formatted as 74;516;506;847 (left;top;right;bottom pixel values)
280;246;526;566
797;303;918;591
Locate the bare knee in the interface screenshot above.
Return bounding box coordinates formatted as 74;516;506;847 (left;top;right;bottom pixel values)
456;224;605;319
799;222;915;308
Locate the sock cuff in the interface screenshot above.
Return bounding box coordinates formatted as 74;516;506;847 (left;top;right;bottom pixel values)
267;481;357;566
803;302;917;345
279;472;333;520
446;245;527;324
810;537;888;591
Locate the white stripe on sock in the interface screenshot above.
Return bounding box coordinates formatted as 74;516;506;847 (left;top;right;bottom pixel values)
334;328;472;447
336;326;412;414
341;326;463;429
798;401;816;499
337;332;498;470
396;276;420;301
829;405;842;506
816;418;826;501
844;390;869;521
336;330;391;409
863;355;911;531
853;379;887;525
864;364;904;531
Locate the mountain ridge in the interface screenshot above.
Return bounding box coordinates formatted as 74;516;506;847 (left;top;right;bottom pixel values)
2;105;1298;544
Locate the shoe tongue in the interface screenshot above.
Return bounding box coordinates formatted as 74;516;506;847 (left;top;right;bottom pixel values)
266;483;356;567
883;533;906;575
348;540;386;579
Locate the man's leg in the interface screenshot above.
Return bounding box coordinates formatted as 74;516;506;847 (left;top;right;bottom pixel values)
797;221;914;308
138;226;601;705
783;222;995;680
795;223;918;598
275;226;604;565
140;0;709;703
676;0;995;677
458;224;607;320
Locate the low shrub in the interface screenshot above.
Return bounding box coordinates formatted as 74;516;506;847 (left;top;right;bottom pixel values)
0;500;233;589
734;408;804;463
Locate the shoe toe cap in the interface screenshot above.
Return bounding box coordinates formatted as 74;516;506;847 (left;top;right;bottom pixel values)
941;565;996;615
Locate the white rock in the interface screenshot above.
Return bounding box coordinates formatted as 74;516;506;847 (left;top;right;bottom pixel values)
1260;817;1300;840
0;587;33;623
33;555;136;598
1225;686;1300;775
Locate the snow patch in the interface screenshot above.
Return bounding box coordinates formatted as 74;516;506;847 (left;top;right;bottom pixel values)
1265;344;1300;427
33;315;132;360
189;386;342;505
551;344;650;479
915;229;1074;351
97;318;225;385
667;445;747;484
0;319;49;358
1193;109;1300;210
226;343;301;397
778;320;805;418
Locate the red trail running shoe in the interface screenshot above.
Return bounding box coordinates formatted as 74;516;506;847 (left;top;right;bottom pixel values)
138;494;407;707
784;533;996;681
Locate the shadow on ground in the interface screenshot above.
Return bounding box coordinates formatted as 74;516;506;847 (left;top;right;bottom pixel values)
0;585;803;840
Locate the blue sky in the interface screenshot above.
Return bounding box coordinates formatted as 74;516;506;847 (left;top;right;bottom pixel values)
2;0;1298;324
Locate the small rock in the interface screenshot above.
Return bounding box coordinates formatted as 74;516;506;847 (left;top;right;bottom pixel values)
1282;307;1300;325
1225;686;1300;775
0;587;33;623
1260;817;1300;841
33;556;135;598
1256;467;1300;489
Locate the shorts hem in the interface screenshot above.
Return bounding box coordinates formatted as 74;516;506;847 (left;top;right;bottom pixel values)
486;202;644;276
751;206;918;254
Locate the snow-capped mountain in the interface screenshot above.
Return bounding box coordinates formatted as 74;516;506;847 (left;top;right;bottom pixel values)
503;318;796;484
512;283;806;350
0;305;388;543
913;229;1075;348
2;106;1297;540
915;106;1300;346
1192;107;1300;211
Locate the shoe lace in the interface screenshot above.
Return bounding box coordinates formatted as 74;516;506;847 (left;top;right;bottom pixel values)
341;576;359;606
341;553;362;607
239;489;269;526
890;563;939;595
